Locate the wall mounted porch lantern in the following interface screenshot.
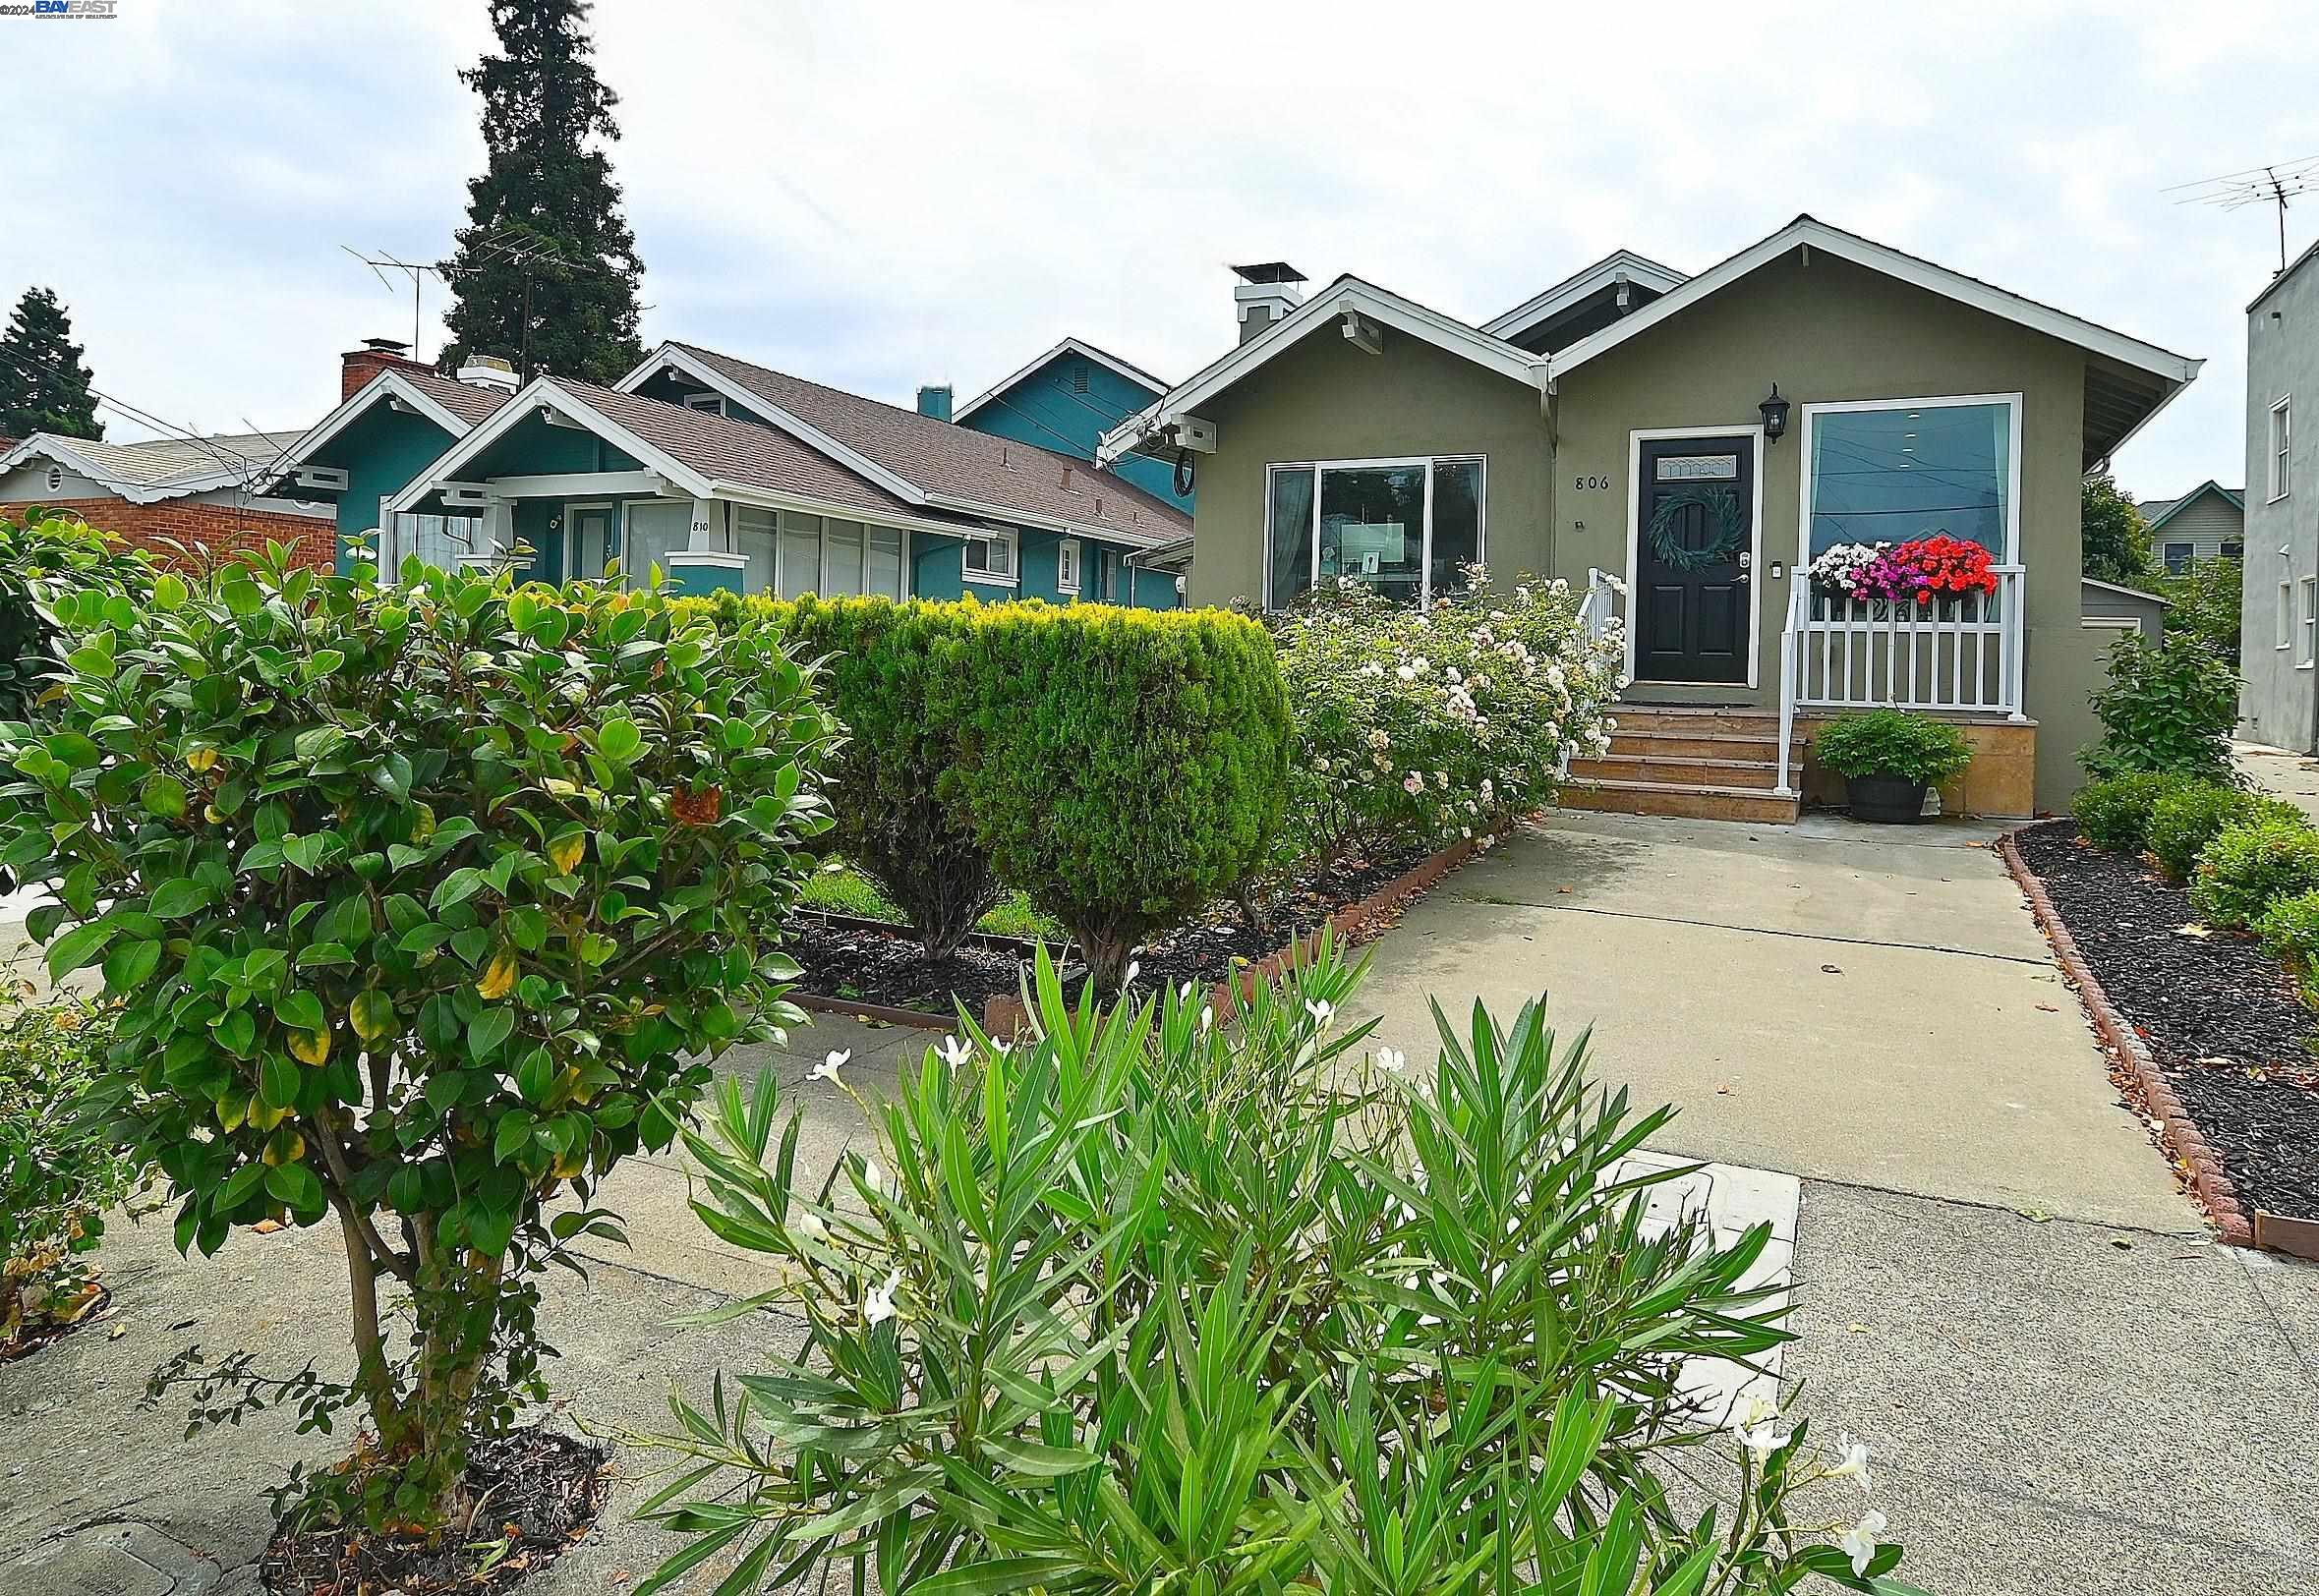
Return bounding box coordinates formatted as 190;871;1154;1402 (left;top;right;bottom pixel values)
1759;384;1791;444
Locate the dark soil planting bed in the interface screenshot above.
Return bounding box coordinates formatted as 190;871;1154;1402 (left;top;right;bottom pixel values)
2015;820;2319;1223
786;845;1434;1020
260;1426;605;1594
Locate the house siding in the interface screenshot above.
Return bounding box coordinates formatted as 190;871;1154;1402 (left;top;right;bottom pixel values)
2146;488;2242;569
1182;329;1553;609
1549;249;2102;809
317;405;467;575
2242;258;2319;751
961;357;1191;511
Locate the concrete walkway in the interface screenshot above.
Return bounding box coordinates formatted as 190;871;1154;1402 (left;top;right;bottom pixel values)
2237;737;2319;821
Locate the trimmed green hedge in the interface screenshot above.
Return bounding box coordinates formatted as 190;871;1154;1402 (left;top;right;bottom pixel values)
2192;819;2319;930
2146;783;2303;884
683;595;1290;987
2070;770;2202;853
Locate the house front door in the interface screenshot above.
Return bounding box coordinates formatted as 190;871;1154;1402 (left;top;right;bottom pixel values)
1633;434;1755;685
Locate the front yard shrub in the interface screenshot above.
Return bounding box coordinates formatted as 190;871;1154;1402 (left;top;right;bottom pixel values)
0;1001;144;1348
635;943;1908;1595
2148;783;2304;883
0;512;155;726
2256;888;2319;986
2071;770;2200;852
0;545;836;1535
1271;573;1622;864
2083;631;2241;778
2191;819;2319;930
1811;708;1974;784
939;599;1289;990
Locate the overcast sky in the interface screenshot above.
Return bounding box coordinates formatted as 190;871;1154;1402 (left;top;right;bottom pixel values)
6;0;2314;498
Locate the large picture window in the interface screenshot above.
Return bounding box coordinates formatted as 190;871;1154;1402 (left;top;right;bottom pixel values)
1803;395;2018;563
737;506;905;598
1264;455;1485;609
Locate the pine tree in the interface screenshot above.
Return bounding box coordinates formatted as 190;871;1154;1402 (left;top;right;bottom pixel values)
439;0;646;387
0;287;102;441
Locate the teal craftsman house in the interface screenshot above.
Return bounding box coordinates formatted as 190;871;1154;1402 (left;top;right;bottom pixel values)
270;339;1192;606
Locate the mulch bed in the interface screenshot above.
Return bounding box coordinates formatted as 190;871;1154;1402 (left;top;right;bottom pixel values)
784;845;1433;1020
2013;820;2319;1224
260;1425;606;1595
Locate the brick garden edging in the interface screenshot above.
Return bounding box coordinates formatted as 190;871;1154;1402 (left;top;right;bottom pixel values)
1998;827;2255;1247
981;818;1516;1040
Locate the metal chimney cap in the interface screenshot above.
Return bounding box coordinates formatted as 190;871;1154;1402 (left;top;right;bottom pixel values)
361;336;412;353
1230;261;1307;286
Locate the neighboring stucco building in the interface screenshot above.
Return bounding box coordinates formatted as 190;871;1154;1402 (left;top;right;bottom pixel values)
2240;236;2319;751
0;428;333;570
2138;480;2243;574
1102;215;2202;816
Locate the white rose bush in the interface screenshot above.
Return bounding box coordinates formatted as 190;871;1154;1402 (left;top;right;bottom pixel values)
628;942;1917;1595
1271;570;1623;865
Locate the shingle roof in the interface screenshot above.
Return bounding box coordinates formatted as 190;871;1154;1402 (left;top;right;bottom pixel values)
552;379;961;525
396;370;516;428
667;342;1191;542
7;429;304;493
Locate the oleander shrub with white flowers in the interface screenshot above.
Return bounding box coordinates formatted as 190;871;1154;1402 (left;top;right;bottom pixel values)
631;941;1914;1596
1272;571;1623;865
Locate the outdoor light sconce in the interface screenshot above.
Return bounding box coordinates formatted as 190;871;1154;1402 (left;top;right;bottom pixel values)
1760;384;1791;444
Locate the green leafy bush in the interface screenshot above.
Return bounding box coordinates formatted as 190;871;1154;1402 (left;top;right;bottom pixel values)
0;545;836;1533
2083;632;2240;778
634;943;1907;1595
2147;784;2304;883
0;513;155;727
1271;573;1621;864
2071;770;2201;852
2160;555;2242;663
2256;888;2319;980
2191;819;2319;929
0;1002;145;1346
938;598;1288;989
1810;709;1974;784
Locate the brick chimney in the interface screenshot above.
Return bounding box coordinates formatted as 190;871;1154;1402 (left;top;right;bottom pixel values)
340;337;432;399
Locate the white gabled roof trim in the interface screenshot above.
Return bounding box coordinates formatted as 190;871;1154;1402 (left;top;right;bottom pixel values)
612;343;928;507
1479;249;1689;340
953;337;1169;424
384;377;717;516
0;432;271;505
2081;575;2174;605
270;370;474;477
1544;216;2202;385
1097;277;1550;463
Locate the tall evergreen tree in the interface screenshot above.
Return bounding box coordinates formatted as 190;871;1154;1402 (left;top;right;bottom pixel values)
0;288;102;441
2081;469;2155;586
439;0;646;386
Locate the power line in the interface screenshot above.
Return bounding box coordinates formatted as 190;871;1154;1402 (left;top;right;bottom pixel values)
0;341;285;492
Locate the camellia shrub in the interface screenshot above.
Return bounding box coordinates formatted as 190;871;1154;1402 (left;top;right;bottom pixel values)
0;545;837;1534
937;599;1288;990
2147;782;2303;884
2082;632;2240;779
2070;770;2201;853
2191;818;2319;930
0;512;155;726
1272;572;1622;865
634;944;1910;1596
0;1001;145;1348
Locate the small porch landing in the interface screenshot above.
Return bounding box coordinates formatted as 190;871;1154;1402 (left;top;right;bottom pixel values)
1561;706;1801;825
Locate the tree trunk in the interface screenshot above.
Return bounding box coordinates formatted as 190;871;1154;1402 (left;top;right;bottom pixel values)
335;1204;407;1448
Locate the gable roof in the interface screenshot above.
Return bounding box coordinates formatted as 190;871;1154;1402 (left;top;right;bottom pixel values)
271;368;514;482
1095;276;1550;464
2140;479;2245;537
1;428;306;503
1544;215;2200;386
1479;249;1689;342
953;337;1171;425
618;342;1189;546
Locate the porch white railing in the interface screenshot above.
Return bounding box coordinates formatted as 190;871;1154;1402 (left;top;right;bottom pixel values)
1577;566;1625;648
1774;565;2026;798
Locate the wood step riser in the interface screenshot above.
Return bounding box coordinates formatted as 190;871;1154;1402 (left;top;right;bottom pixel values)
1570;756;1785;791
1607;731;1787;760
1609;709;1780;735
1557;782;1799;825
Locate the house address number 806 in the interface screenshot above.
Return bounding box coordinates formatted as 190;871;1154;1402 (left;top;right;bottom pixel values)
1573;474;1611;490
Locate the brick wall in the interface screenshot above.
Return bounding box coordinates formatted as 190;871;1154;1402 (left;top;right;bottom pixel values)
342;346;435;399
0;496;336;572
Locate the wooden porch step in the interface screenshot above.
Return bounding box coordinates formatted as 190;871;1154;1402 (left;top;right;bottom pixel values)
1569;753;1791;792
1608;706;1780;736
1606;728;1788;761
1555;777;1800;825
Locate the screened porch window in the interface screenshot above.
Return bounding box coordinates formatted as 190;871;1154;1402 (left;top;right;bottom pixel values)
1264;456;1484;609
382;510;486;574
741;508;905;598
1804;396;2018;562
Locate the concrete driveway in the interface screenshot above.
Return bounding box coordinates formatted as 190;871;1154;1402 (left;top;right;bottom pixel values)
1350;809;2193;1230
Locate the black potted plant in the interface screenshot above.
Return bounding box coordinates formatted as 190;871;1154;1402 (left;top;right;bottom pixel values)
1810;708;1975;824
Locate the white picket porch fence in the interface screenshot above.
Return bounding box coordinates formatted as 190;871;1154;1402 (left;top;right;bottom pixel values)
1773;566;2025;796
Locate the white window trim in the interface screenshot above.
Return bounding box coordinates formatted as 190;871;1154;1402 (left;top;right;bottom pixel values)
2278;577;2292;650
2163;542;2193;576
682;391;725;415
565;500;615;582
1795;392;2024;567
1260;454;1488;610
962;527;1021;589
2270;396;2292;504
379;494;489;583
1056;536;1082;595
2300;575;2316;669
1624;425;1768;689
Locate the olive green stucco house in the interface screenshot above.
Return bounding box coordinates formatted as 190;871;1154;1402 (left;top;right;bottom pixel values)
1101;218;2202;819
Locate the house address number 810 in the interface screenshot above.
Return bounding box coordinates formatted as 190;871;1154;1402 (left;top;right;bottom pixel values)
1573;474;1611;490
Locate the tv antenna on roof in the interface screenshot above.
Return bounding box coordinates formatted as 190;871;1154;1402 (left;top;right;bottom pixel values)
2166;154;2319;274
340;229;576;375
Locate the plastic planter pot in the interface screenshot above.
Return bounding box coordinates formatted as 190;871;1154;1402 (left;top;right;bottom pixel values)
1846;772;1930;824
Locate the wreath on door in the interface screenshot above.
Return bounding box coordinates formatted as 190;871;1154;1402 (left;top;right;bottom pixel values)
1646;484;1745;573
